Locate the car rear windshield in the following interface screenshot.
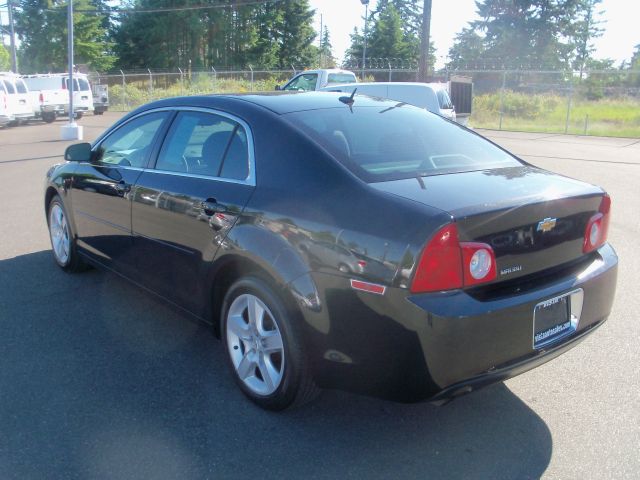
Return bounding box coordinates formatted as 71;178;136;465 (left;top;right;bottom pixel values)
284;104;521;182
327;73;356;84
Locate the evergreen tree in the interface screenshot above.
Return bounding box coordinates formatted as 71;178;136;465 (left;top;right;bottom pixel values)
16;0;115;73
569;0;604;77
344;27;364;68
319;26;336;68
447;27;485;69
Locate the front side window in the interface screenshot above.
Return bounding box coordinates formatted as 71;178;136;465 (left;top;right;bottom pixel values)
155;111;249;180
284;74;318;92
284;104;521;182
95;112;169;168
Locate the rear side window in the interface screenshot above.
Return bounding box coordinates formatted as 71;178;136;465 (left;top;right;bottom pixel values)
327;73;357;85
155;111;250;181
78;78;90;91
95;112;169;168
2;80;15;94
436;89;453;109
15;79;27;93
284;104;520;182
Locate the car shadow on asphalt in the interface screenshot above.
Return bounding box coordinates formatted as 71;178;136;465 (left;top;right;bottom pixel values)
0;251;552;480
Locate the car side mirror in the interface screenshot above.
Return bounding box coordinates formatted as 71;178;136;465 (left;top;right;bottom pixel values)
64;142;92;162
275;85;281;91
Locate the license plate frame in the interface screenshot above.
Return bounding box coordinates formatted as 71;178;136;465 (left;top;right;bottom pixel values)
533;289;584;349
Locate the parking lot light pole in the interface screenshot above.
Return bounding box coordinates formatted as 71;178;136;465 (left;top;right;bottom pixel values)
7;0;18;72
61;0;82;141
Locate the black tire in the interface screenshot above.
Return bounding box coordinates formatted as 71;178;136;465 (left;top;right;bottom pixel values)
42;112;56;123
75;112;83;120
221;276;320;411
95;110;104;115
47;195;89;273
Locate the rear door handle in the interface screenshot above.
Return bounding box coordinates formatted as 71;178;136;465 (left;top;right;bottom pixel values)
201;198;228;215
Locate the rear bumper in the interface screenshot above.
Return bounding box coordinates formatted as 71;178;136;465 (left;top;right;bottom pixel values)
41;104;65;113
0;114;14;125
306;244;617;402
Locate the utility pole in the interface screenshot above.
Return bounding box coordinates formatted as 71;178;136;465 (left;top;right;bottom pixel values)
418;0;432;82
319;14;323;68
360;0;369;80
7;0;18;72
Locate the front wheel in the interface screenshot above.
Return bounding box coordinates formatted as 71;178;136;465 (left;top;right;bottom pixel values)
221;277;319;410
47;195;88;272
74;111;83;120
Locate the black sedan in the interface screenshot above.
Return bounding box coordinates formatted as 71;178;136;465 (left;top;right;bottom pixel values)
45;92;617;410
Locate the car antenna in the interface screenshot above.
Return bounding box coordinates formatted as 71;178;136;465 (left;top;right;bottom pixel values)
339;88;357;111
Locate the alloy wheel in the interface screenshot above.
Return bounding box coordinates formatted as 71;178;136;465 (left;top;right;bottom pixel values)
226;293;285;396
49;203;70;265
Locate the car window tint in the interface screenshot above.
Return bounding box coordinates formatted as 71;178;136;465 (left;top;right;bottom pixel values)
284;105;520;182
95;112;169;168
437;90;453;109
15;79;28;94
155;111;236;176
327;73;356;84
220;127;249;180
2;80;15;94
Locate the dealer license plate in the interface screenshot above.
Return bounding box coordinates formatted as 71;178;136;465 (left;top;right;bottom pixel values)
533;293;574;348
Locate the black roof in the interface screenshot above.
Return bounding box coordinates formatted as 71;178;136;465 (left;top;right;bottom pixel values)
137;91;405;116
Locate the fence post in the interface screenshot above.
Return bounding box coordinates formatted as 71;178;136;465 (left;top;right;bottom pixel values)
148;68;153;98
388;60;392;82
291;64;296;76
178;67;184;96
499;70;507;130
120;69;126;110
565;75;574;134
584;114;589;135
211;66;216;92
249;65;254;92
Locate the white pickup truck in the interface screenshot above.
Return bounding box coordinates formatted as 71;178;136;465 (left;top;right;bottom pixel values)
22;73;94;123
276;69;358;92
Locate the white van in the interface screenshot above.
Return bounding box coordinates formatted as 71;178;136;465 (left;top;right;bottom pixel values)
0;74;34;124
22;73;94;123
320;82;457;121
0;81;14;126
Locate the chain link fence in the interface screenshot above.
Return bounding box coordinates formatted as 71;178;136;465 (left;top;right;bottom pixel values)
90;65;640;138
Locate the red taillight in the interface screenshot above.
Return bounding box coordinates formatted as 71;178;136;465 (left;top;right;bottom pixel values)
583;194;611;253
411;223;496;293
39;92;44;103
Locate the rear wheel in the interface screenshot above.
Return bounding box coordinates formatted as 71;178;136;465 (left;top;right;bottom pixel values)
221;276;319;410
42;112;56;123
47;196;87;272
74;112;83;120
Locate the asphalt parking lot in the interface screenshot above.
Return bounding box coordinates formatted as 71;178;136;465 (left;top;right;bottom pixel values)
1;112;639;479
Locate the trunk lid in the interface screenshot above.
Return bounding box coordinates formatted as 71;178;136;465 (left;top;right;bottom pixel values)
372;166;605;283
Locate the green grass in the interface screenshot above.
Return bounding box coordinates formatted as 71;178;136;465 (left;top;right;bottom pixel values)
471;92;640;138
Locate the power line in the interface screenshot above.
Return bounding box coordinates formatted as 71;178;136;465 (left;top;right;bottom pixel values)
37;0;285;15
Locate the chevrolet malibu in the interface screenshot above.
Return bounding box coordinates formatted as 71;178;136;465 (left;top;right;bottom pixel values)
45;92;617;410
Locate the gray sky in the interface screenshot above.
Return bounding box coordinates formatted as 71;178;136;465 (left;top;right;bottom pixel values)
310;0;640;67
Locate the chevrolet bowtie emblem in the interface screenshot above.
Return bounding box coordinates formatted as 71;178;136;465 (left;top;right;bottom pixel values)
537;217;557;233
